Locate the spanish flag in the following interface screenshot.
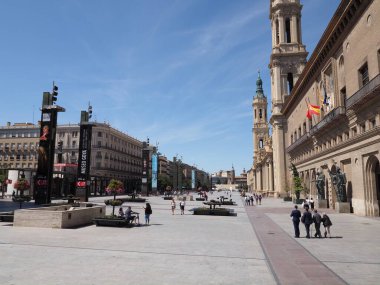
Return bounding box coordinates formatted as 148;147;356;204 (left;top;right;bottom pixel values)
306;103;321;120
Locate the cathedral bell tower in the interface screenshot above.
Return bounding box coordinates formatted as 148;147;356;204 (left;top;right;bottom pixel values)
252;72;270;161
269;0;308;195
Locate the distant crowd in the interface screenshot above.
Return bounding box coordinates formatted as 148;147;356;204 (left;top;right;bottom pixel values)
244;194;262;206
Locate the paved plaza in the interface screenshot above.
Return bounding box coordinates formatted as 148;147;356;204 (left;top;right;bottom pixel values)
1;192;380;285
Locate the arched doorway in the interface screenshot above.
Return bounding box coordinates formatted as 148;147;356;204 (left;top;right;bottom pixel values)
364;155;380;216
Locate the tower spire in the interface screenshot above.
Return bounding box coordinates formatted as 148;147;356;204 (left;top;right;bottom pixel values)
256;70;265;98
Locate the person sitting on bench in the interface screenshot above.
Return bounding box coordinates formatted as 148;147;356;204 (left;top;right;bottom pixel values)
125;206;137;224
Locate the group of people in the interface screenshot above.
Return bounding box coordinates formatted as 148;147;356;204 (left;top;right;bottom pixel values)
118;203;152;225
244;194;262;206
290;205;333;239
171;198;186;215
301;197;315;210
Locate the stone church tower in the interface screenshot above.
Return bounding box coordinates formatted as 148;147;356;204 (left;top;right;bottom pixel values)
253;72;270;159
269;0;308;195
251;72;274;195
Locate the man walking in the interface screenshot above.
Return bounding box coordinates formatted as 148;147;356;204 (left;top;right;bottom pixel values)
313;209;322;238
290;205;301;238
301;207;313;238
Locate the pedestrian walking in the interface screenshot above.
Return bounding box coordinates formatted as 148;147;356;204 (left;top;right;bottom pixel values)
144;203;152;225
258;194;262;205
321;212;333;238
171;198;176;215
312;209;322;238
301;207;313;238
250;195;254;206
290;205;301;238
179;199;185;215
310;197;315;210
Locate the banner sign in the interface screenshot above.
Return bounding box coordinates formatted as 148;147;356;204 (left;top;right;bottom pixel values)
151;153;158;189
191;169;195;190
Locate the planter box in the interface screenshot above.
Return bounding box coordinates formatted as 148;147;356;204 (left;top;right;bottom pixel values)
14;205;106;228
192;207;235;216
221;201;236;205
0;212;14;222
195;198;205;201
93;217;131;227
293;198;304;204
120;198;146;203
163;196;173;200
283;197;292;202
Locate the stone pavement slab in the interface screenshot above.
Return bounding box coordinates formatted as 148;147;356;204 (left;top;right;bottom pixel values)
250;197;380;285
0;192;276;285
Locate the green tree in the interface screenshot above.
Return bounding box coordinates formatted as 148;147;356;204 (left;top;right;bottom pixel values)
291;163;303;199
158;174;171;191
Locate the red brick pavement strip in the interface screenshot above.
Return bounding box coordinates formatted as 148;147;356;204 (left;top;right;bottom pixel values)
245;205;348;285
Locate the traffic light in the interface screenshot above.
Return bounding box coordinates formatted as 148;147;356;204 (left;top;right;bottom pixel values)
88;104;93;119
52;84;58;104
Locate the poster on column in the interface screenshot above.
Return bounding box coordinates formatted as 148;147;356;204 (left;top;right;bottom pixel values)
191;170;195;190
151;153;157;189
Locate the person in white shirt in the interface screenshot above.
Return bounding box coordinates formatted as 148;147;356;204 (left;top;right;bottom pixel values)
171;198;176;215
179;200;185;215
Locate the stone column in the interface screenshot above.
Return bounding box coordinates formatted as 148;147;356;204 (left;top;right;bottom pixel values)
278;15;285;43
291;15;298;43
268;159;273;192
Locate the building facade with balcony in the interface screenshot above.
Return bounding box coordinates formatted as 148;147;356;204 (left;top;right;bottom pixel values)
0;122;39;170
0;122;143;195
277;0;380;216
57;123;143;193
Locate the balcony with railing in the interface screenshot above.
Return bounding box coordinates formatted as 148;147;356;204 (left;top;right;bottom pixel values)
309;106;346;136
346;73;380;110
286;132;310;153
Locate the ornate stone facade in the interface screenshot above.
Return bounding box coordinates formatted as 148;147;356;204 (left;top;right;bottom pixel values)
273;0;380;216
249;73;274;196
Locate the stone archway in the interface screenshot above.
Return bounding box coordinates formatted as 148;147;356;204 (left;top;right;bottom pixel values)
364;155;380;216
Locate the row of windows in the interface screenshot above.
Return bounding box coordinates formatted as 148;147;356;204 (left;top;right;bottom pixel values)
0;132;38;138
290;48;380;145
291;116;379;163
0;153;37;160
0;142;39;150
0;163;37;169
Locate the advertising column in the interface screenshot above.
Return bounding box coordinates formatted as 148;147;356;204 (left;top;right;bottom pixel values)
141;142;150;196
35;109;57;204
76;123;92;202
151;152;158;194
191;169;196;191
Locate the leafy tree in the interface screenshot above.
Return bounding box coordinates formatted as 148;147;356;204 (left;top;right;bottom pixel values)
158;174;171;191
291;163;303;199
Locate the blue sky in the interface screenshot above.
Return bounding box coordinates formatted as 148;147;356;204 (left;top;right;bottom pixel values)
0;0;340;174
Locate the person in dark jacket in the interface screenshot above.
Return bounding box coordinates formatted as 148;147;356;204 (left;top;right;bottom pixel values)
301;207;313;238
290;205;302;238
313;209;322;238
143;203;152;225
322;213;333;238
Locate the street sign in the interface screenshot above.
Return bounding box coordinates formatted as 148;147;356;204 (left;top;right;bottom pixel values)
76;181;86;188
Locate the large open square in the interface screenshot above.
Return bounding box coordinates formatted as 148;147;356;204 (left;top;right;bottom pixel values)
1;192;380;285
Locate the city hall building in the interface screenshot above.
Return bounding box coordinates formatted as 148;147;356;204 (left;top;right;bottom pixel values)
250;0;380;216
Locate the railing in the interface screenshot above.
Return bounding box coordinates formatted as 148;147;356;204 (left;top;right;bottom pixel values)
286;132;310;153
346;73;380;109
309;106;346;136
